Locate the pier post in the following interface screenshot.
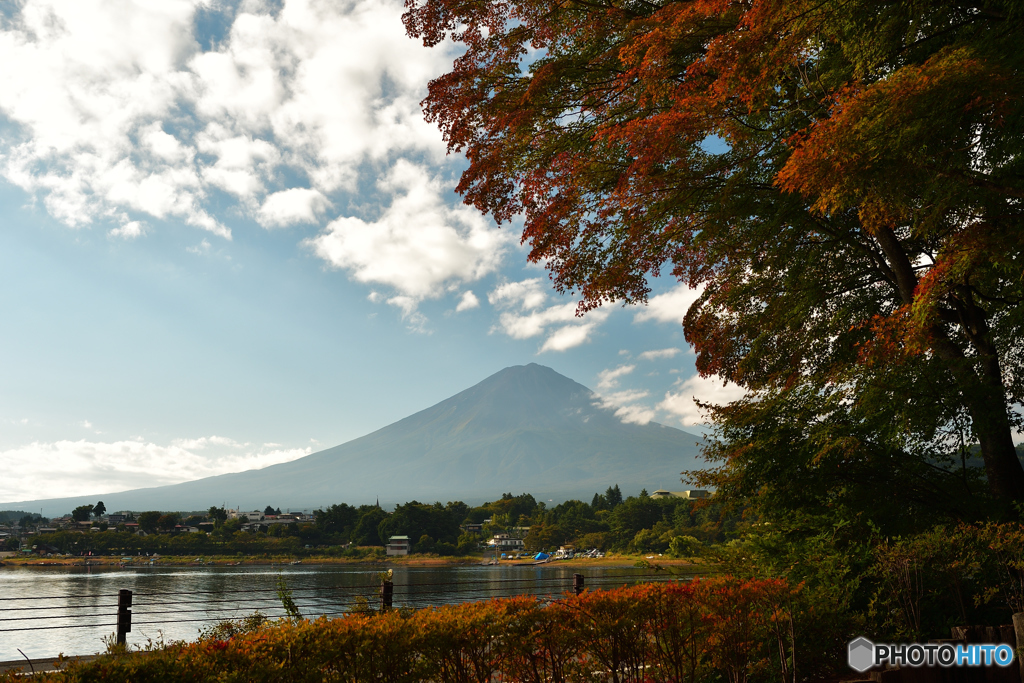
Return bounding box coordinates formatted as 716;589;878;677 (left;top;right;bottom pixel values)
573;574;584;596
116;589;132;645
380;580;393;611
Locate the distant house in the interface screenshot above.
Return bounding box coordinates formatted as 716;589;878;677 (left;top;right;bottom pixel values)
107;514;126;525
227;509;264;522
386;535;410;556
460;523;483;534
650;489;711;500
488;533;524;552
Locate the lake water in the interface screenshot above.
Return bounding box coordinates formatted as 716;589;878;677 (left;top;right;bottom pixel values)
0;563;678;660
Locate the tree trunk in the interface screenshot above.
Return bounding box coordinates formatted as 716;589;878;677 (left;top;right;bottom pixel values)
933;330;1024;501
872;228;1024;502
965;379;1024;502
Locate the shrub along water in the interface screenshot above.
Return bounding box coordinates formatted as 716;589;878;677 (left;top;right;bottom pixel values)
0;577;801;683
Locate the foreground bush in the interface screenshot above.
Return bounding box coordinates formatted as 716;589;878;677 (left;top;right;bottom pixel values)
2;577;804;683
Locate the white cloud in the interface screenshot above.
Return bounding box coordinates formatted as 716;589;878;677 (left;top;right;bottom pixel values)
488;278;610;352
637;348;681;361
257;188;330;227
488;279;549;311
593;365;657;425
540;322;603;352
611;403;658;425
0;437;312;502
658;374;746;426
386;294;430;333
307;161;510;304
634;284;704;324
597;364;635;390
455;290;480;312
0;0;457;242
594;388;655;425
108;219;145;239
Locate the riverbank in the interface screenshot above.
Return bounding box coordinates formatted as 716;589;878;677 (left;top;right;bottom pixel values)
0;552;703;570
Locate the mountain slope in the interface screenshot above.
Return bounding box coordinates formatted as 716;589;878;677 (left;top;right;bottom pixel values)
4;364;707;515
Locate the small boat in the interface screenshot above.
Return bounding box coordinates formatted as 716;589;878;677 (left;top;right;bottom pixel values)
290;560;302;565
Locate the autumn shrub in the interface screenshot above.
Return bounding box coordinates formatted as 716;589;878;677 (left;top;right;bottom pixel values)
499;596;588;683
570;584;652;682
6;578;808;683
412;600;509;682
635;581;710;683
972;521;1024;614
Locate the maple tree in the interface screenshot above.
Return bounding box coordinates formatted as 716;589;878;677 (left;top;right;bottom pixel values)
404;0;1024;501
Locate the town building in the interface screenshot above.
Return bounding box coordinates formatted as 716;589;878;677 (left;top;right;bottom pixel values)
488;533;525;552
386;535;410;556
650;489;711;500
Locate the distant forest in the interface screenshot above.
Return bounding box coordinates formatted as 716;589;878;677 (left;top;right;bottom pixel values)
8;488;735;558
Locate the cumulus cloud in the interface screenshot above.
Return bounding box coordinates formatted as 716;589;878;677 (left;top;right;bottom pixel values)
609;402;658;425
0;0;456;243
307;161;510;305
592;365;657;424
257;188;330;227
594;388;656;425
488;278;611;352
0;437;311;502
386;294;430;332
109;220;145;239
637;348;681;361
455;290;480;312
597;364;635;390
489;279;549;311
658;374;747;426
634;284;704;324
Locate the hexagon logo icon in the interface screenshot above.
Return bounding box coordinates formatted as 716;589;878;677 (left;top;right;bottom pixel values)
848;637;875;672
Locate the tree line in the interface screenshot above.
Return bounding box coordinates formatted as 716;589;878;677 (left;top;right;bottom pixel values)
19;486;733;558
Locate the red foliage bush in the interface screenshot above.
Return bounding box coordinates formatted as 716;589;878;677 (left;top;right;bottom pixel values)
1;577;799;683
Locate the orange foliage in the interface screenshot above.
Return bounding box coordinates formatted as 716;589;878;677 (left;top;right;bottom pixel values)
3;578;800;683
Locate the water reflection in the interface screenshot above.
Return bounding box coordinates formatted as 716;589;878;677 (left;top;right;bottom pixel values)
1;564;679;660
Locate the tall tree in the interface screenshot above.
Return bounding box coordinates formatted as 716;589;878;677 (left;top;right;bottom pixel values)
137;511;161;534
404;0;1024;500
71;505;93;523
207;506;228;526
93;501;106;518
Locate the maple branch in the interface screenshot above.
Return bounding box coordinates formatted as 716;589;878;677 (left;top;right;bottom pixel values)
927;167;1024;200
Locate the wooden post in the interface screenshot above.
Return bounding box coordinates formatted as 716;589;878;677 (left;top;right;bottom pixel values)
380;580;393;611
573;573;584;596
116;589;132;645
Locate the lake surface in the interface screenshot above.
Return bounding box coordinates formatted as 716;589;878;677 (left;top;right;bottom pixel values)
0;563;679;660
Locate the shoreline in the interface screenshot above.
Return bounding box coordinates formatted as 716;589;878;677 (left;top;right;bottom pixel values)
0;554;704;571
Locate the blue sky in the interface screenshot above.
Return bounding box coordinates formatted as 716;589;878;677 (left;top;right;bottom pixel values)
0;0;742;505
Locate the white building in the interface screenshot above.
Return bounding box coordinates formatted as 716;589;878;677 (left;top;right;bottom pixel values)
650;490;710;500
386;535;410;556
488;533;524;552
